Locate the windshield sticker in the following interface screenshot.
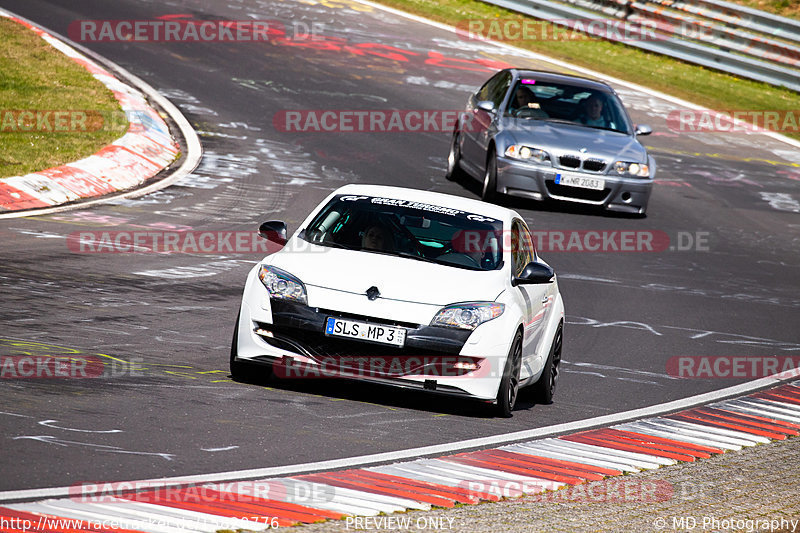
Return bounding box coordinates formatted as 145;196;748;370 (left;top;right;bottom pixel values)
521;79;536;85
370;197;464;217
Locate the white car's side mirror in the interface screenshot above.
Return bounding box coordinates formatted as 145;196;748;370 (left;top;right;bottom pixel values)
258;220;288;245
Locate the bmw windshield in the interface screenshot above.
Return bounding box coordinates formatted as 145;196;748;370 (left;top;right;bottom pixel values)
505;78;632;134
301;195;504;271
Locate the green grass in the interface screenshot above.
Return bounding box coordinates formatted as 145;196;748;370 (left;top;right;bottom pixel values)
372;0;800;140
730;0;800;19
0;17;127;178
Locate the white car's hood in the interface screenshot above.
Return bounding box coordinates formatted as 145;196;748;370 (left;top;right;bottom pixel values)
268;245;505;307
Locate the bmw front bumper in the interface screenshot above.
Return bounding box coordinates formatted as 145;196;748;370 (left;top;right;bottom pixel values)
495;156;653;214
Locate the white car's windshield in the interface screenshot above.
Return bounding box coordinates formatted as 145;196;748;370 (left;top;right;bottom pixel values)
302;195;504;271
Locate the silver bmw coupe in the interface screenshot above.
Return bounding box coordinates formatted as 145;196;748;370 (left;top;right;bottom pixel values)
447;69;655;216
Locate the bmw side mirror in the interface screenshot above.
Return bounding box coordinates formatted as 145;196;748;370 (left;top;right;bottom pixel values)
635;124;652;136
513;261;554;285
258;220;288;245
476;100;496;113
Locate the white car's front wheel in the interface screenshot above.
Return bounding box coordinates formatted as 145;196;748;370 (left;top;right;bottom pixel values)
496;331;522;417
532;322;562;404
230;314;271;382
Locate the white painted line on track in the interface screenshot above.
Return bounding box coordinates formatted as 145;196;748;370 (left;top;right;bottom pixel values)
502;442;640;472
650;418;768;444
614;421;743;451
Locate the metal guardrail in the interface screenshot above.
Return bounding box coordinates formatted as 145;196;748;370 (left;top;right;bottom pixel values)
655;0;800;45
627;2;800;69
478;0;800;92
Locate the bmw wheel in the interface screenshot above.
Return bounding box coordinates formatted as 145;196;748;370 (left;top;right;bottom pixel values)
445;130;465;182
482;148;498;202
496;331;522;417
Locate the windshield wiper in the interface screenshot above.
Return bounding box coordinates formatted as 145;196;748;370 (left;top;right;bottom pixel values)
395;251;444;264
307;239;355;251
544;118;578;125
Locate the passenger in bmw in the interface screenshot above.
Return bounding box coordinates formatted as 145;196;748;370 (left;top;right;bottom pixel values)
578;93;609;128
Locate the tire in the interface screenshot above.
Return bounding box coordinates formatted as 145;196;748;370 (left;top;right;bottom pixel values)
482;148;498;202
532;323;562;404
230;314;271;382
496;331;523;417
445;130;465;182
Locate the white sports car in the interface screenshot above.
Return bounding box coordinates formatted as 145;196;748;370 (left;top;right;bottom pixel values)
231;184;564;416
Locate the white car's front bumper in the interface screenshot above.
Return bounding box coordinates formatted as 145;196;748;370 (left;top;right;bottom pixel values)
234;265;521;401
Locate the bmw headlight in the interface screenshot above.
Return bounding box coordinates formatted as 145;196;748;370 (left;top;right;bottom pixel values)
614;161;650;177
258;265;307;304
431;302;505;330
504;145;550;164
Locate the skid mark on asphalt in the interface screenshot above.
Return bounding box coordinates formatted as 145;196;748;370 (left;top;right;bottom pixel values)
12;436;176;460
561;361;680;385
568;316;800;351
133;258;253;278
560;272;800;309
37;420;122;434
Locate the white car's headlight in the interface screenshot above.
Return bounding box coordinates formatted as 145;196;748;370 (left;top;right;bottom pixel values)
258;265;307;304
614;161;650;177
504;145;550;164
431;302;504;330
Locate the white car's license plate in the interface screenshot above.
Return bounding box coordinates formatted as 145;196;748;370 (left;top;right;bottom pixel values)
325;317;406;347
555;173;605;191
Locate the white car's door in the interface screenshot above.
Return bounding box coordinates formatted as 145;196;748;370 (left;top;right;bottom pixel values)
510;219;552;375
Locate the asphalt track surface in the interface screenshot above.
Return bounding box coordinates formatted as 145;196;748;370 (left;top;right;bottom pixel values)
1;0;799;493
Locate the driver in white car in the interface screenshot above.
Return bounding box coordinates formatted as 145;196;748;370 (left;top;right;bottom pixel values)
362;224;392;252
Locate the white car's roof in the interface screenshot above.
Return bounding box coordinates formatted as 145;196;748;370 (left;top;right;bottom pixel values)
332;184;520;223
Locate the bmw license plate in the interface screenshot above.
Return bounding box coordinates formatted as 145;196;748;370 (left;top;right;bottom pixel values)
555;173;605;191
325;317;406;347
